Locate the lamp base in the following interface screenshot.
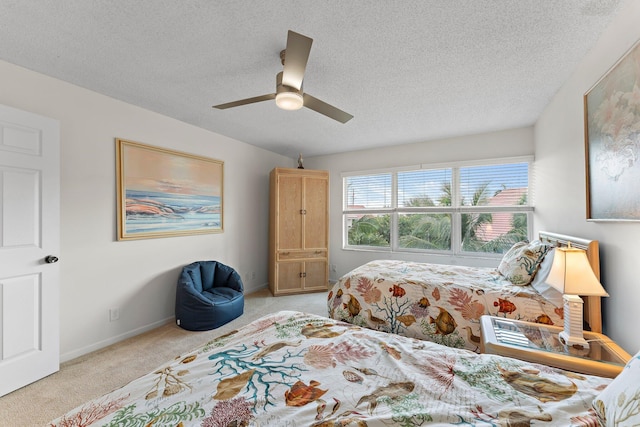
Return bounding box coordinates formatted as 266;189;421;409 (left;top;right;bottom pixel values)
558;330;590;351
560;294;590;352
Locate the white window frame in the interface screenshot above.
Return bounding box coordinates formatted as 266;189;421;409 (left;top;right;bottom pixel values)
342;156;534;258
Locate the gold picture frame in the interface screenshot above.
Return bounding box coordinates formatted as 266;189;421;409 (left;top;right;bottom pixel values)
585;39;640;221
116;138;223;240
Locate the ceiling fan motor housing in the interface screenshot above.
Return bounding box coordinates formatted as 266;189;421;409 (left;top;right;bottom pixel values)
275;71;303;110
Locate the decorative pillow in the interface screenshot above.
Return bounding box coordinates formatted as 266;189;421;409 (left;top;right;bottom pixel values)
529;248;564;307
592;349;640;426
498;240;551;285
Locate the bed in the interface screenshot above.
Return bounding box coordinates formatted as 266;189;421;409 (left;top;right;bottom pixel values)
48;310;638;426
327;232;603;353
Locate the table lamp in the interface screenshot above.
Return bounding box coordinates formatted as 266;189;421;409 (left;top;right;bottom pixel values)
545;244;608;350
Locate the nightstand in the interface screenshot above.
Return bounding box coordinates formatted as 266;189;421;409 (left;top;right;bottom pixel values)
480;315;631;378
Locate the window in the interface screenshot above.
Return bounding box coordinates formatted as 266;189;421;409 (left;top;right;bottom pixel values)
345;173;392;248
343;157;532;256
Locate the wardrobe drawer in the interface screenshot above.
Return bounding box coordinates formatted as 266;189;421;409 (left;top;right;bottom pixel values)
278;250;326;261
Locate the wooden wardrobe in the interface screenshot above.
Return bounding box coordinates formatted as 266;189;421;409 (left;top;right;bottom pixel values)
269;167;329;295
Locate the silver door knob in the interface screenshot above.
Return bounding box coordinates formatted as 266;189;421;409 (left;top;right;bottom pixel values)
44;255;59;264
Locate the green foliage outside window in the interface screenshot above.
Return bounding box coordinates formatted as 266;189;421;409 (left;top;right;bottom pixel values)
347;184;528;253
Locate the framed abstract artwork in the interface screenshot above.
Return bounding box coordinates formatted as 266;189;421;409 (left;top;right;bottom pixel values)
116;138;223;240
585;39;640;221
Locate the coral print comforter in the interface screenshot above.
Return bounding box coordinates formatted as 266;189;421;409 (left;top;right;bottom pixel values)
50;311;609;426
328;260;563;352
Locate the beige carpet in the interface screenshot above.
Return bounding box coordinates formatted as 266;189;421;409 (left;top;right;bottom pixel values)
0;288;329;426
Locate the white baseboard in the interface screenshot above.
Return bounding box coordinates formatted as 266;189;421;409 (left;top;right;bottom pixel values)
244;282;268;295
60;283;270;363
60;316;175;363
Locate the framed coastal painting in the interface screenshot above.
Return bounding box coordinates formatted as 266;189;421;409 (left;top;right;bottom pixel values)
116;139;223;240
585;39;640;221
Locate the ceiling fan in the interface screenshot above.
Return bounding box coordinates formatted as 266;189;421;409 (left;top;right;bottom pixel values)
213;30;353;124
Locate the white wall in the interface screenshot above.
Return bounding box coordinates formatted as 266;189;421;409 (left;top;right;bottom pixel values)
305;126;534;281
0;60;294;361
534;1;640;355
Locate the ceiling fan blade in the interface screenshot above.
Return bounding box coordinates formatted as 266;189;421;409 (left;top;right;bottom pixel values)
213;93;276;109
282;30;313;90
303;94;353;123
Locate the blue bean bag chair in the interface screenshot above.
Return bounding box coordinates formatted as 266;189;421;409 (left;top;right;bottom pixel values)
175;261;244;331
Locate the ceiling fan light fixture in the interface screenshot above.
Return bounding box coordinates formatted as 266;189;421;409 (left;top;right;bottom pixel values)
275;91;304;110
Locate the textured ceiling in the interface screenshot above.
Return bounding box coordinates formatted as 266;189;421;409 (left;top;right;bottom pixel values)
0;1;624;158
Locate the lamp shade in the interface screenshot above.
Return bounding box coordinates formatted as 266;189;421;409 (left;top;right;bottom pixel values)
546;246;609;296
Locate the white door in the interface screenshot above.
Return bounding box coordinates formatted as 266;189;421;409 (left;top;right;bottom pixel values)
0;104;60;397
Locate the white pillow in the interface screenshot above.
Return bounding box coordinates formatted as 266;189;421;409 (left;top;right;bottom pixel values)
530;248;564;308
592;349;640;425
498;240;551;285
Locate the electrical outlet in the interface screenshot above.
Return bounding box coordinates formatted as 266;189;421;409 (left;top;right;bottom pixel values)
330;264;337;273
251;271;256;280
109;308;120;322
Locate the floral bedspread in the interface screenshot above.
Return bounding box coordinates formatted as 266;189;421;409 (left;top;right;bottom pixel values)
49;311;609;427
328;260;564;352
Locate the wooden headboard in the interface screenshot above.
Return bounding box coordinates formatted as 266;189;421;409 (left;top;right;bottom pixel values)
539;231;602;333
